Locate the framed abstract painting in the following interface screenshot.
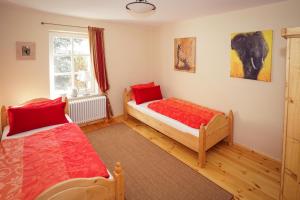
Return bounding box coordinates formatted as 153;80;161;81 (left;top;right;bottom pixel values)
174;37;196;73
230;30;273;82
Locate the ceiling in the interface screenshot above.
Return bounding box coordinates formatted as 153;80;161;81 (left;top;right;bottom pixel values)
4;0;284;25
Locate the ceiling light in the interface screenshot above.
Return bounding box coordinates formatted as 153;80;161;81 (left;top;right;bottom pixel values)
126;0;156;14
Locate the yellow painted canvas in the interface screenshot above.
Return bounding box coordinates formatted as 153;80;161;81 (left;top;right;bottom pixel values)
230;30;273;82
174;37;196;73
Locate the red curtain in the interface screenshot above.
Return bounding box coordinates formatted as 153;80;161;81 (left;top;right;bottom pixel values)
88;26;113;119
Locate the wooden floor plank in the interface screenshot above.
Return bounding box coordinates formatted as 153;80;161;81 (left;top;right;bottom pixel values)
214;144;280;179
222;143;281;173
208;150;280;199
82;116;281;200
212;145;280;183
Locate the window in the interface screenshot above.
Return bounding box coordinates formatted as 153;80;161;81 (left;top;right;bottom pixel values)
49;32;97;98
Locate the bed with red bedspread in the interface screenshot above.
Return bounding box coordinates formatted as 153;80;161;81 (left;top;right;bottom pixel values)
1;97;124;200
0;123;109;200
124;86;233;168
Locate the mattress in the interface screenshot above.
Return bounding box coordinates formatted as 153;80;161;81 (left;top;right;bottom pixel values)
128;100;199;137
2;114;73;140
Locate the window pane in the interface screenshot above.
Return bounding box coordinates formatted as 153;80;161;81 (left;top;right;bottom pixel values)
54;56;71;73
74;56;90;72
54;75;71;92
74;71;92;91
75;74;87;91
73;38;89;55
54;37;71;54
50;32;95;98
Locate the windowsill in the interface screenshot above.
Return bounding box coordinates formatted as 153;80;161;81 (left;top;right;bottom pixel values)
68;94;102;101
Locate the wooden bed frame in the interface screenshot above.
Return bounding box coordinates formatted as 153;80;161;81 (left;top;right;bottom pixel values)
123;88;233;168
0;97;125;200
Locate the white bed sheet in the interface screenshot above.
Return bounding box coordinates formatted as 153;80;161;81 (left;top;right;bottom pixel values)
127;100;200;137
2;115;73;140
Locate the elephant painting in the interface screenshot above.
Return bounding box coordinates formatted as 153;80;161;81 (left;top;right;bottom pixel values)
231;30;272;81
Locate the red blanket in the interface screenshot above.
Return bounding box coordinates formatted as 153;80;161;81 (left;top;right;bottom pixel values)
0;123;109;200
148;98;222;129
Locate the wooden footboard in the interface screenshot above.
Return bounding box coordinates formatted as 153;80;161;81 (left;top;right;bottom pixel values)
198;111;233;167
36;162;125;200
123;88;233;168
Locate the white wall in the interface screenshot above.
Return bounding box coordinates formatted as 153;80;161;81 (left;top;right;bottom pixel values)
153;0;300;160
0;2;155;116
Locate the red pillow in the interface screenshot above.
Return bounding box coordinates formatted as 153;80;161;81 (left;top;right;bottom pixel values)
8;102;68;136
132;85;163;105
131;82;155;100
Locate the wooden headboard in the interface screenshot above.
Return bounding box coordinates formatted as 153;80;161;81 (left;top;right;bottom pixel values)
123;88;133;103
0;97;69;133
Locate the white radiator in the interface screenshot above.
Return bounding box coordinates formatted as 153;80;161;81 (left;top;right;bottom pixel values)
69;96;106;124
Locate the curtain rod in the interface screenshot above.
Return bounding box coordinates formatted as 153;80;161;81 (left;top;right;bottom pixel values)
41;22;88;29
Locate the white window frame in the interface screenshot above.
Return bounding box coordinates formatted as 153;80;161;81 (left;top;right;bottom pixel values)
49;31;97;98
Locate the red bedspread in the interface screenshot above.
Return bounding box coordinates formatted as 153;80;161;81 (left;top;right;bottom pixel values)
148;98;222;129
0;123;109;200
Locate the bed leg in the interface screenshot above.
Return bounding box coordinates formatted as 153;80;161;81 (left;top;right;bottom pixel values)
198;125;206;168
225;110;233;146
114;162;125;200
123;89;128;120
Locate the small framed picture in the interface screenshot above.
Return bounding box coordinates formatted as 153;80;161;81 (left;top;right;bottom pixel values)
16;42;36;60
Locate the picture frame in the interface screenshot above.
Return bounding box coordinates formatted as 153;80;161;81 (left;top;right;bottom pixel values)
16;42;36;60
174;37;196;73
230;30;273;82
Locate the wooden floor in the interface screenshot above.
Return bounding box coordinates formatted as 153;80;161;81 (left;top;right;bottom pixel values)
81;116;281;200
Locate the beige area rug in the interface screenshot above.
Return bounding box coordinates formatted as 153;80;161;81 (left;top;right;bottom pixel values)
86;123;233;200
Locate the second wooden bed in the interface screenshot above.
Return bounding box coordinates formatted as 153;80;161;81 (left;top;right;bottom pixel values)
123;88;233;168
